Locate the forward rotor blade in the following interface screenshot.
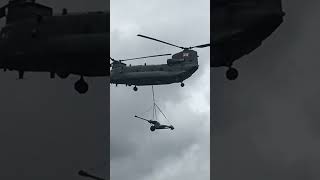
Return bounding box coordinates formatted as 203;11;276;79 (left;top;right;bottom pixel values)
192;43;210;48
137;34;184;49
120;53;171;62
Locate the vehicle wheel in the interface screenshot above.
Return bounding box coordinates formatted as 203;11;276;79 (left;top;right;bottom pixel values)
150;126;156;131
181;82;185;87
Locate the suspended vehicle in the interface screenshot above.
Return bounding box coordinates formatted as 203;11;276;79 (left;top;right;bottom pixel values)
134;86;174;131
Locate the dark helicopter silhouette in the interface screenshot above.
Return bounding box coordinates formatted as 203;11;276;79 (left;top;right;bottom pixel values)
110;34;209;91
213;0;285;80
0;0;108;94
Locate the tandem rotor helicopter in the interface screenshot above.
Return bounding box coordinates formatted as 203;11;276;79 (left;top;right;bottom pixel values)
110;34;210;91
0;0;108;94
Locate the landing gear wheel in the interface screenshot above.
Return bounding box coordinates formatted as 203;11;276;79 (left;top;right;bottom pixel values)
150;126;156;132
133;86;138;91
226;67;238;80
180;82;184;87
74;77;88;94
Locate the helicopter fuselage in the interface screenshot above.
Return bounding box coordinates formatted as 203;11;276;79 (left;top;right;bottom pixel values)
111;63;198;86
0;0;108;94
0;3;108;77
213;0;284;66
111;50;199;86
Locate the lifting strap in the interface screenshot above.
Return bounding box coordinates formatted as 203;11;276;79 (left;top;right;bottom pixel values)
135;86;173;126
151;86;172;126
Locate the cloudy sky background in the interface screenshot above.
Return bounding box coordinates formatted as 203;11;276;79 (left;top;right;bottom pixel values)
212;0;320;179
110;0;210;180
0;0;108;179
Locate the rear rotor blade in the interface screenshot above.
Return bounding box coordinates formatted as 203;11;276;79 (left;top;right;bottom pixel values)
137;34;185;49
192;43;210;48
120;53;171;62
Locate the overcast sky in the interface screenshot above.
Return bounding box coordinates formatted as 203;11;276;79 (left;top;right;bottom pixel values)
110;0;210;180
213;0;320;179
0;0;108;179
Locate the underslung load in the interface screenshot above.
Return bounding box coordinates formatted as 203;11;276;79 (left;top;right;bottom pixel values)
134;86;174;132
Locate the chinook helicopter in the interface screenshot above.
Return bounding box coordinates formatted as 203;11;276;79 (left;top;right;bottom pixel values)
0;0;108;94
213;0;285;80
110;34;209;91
